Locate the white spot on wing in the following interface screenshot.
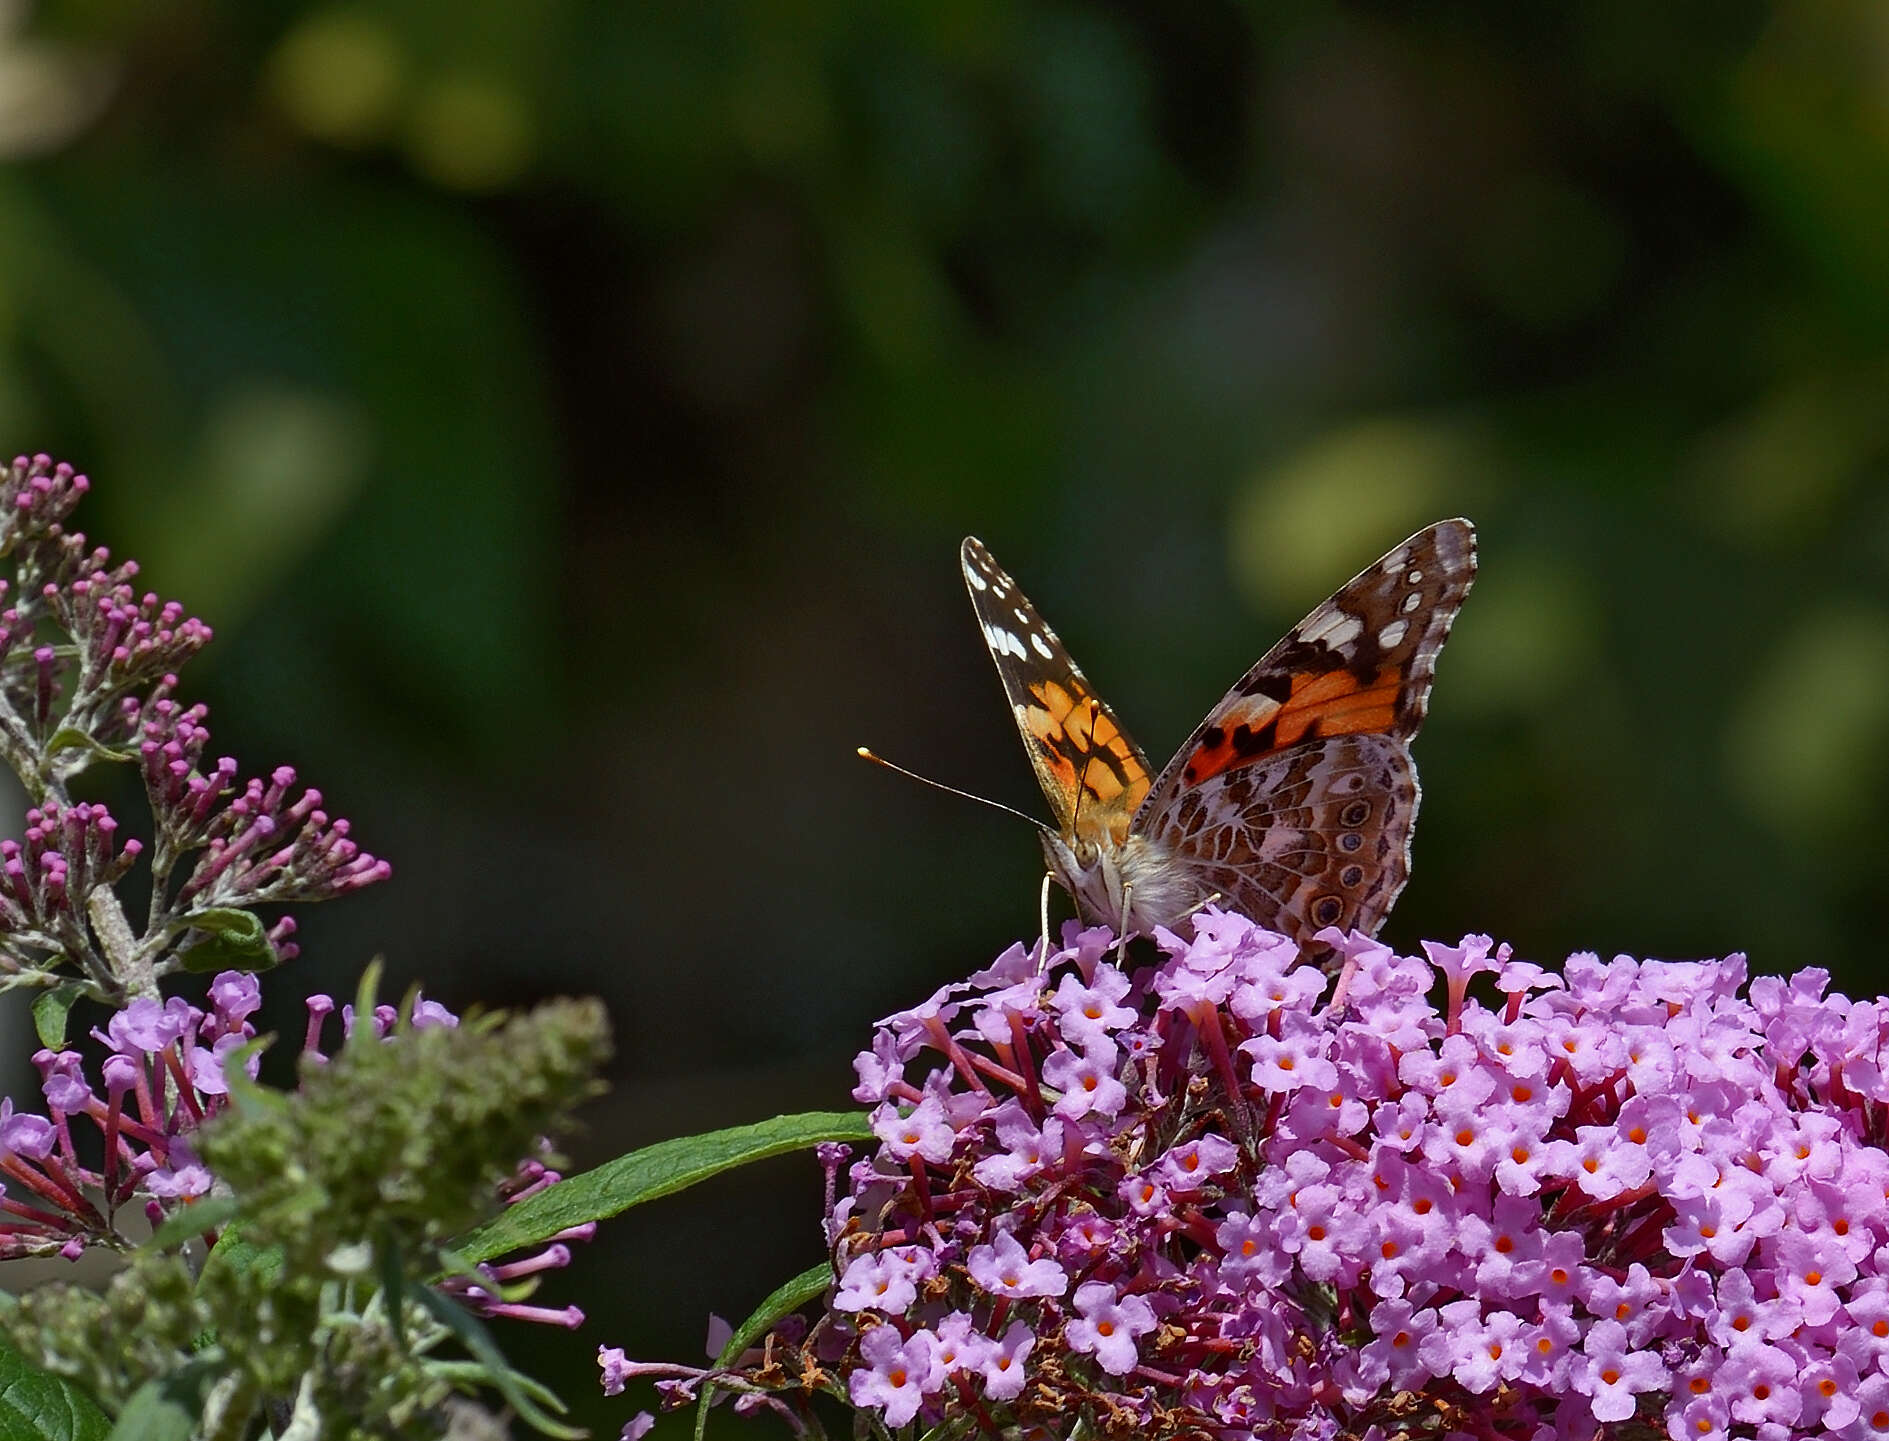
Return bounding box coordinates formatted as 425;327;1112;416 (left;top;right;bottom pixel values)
1405;568;1424;584
1301;608;1363;648
966;566;988;591
1377;619;1409;649
1401;591;1423;615
984;624;1028;659
1031;632;1054;659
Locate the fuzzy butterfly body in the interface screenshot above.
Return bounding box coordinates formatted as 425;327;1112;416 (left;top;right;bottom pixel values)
962;520;1476;945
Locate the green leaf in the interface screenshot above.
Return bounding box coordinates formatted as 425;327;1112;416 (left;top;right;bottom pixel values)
198;1222;283;1293
694;1263;832;1441
377;1228;408;1354
141;1196;242;1254
0;1334;111;1441
212;1039;284;1121
455;1110;873;1264
100;1382;192;1441
30;986;86;1050
43;728;133;767
175;909;277;974
407;1285;580;1439
100;1359;219;1441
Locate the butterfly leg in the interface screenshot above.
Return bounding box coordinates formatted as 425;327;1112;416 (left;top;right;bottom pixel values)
1035;870;1055;974
1111;884;1135;962
1180;890;1225;922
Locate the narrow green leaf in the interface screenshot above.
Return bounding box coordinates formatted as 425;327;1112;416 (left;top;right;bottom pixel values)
141;1197;242;1254
377;1229;408;1354
44;729;132;766
455;1111;872;1264
175;909;277;974
30;986;85;1050
0;1335;111;1441
694;1263;832;1441
406;1285;580;1439
213;1039;284;1120
346;962;383;1049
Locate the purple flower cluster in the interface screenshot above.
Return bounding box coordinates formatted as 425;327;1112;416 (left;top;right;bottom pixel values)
816;912;1889;1440
0;802;143;968
0;453;89;544
0;456;212;748
443;1156;595;1331
1;979;439;1258
2;973;589;1324
1;971;265;1258
130;676;389;917
41;541;214;726
0;454;388;994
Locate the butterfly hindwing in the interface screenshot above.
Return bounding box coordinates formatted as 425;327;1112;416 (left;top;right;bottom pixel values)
1143;732;1416;939
961;537;1152;845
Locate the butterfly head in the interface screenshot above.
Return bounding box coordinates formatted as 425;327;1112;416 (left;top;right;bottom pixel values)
1040;825;1201;938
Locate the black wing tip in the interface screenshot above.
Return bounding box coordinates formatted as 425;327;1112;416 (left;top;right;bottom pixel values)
1407;517;1478;580
961;535;1012;594
1432;514;1477;550
1416;516;1476;544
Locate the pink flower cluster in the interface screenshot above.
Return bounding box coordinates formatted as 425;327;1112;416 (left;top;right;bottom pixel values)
1;971;267;1259
0;453;89;541
129;676;391;914
0;972;591;1332
0;802;143;953
0;455;212;744
829;912;1889;1440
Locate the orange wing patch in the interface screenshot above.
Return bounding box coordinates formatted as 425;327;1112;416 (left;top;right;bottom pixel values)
1020;682;1151;841
1180;665;1404;789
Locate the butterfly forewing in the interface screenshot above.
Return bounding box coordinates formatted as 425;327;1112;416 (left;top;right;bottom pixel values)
1136;519;1475;939
961;537;1152;845
1140;519;1477;818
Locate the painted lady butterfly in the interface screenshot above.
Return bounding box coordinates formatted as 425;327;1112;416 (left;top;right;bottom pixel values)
962;519;1476;945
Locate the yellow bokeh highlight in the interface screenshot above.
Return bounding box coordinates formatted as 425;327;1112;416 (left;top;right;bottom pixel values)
1684;374;1882;547
1230;415;1491;613
1442;556;1597;718
1724;605;1889;846
403;75;534;192
265;10;404;147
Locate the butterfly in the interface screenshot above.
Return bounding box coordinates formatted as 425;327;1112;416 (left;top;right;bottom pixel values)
962;519;1476;946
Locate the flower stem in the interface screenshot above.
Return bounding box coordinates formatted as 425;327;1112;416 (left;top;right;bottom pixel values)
85;886;151;1001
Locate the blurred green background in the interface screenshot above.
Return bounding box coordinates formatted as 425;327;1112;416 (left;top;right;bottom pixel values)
5;0;1889;1431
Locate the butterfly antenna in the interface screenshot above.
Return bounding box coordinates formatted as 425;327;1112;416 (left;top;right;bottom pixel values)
1066;698;1103;840
856;748;1051;832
